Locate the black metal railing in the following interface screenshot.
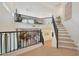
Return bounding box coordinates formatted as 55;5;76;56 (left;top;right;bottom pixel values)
0;30;44;55
52;16;58;48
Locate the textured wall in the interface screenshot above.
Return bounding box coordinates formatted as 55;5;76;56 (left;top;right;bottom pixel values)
0;3;15;31
65;2;72;20
63;2;79;50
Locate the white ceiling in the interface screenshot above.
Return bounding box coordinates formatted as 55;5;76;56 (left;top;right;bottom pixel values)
3;2;66;18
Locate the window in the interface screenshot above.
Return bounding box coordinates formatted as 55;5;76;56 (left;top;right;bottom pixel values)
22;19;28;23
28;20;34;24
22;19;34;24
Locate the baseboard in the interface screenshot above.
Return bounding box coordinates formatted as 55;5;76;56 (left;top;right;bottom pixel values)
2;43;42;56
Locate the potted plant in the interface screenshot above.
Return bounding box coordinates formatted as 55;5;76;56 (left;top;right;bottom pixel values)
56;16;61;24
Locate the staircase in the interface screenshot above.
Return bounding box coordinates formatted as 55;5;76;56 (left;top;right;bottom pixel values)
56;23;77;50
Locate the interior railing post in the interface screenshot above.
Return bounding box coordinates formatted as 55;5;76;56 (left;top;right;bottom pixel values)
19;32;21;49
16;31;19;50
9;33;11;52
4;33;8;53
13;32;15;51
56;26;58;48
25;31;27;47
0;33;2;55
23;32;24;48
40;30;44;45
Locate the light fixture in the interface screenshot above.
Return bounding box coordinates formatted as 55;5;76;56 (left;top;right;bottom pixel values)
14;9;22;22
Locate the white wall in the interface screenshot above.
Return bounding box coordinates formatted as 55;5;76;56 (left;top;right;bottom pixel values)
53;4;65;21
63;2;79;50
43;18;57;48
13;2;53;18
0;3;17;53
0;3;15;31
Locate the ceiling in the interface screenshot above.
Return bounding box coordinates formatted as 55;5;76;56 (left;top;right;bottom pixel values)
3;2;66;18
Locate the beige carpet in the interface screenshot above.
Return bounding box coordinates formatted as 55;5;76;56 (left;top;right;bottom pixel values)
43;40;52;48
17;47;79;56
17;40;79;56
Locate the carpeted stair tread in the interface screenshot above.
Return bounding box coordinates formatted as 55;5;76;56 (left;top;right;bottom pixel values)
58;29;67;31
58;33;69;35
58;30;68;32
59;42;77;48
58;31;69;34
58;36;71;40
57;24;77;50
58;34;71;37
58;47;77;51
59;38;74;42
57;27;65;29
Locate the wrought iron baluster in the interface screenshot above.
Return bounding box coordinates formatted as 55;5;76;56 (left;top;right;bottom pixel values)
0;33;2;55
9;33;11;52
19;32;21;49
13;33;15;51
4;33;8;53
16;31;19;50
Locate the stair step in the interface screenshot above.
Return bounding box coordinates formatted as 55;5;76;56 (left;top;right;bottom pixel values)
57;27;65;29
58;32;69;35
58;37;71;40
59;38;74;42
57;26;64;28
58;34;69;36
59;42;77;47
57;25;64;27
58;36;71;39
57;27;66;29
59;46;77;50
58;40;74;44
58;31;69;34
58;28;66;30
58;29;67;31
58;33;69;35
58;30;68;32
56;24;63;25
58;34;70;37
58;31;68;34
